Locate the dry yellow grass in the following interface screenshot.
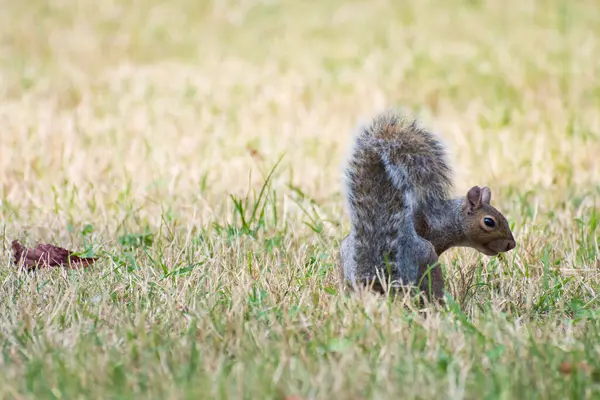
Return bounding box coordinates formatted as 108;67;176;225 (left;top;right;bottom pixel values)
1;0;600;398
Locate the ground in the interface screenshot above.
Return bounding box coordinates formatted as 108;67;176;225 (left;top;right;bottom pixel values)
1;0;600;398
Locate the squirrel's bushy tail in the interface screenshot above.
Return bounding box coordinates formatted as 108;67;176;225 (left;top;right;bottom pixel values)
344;109;453;222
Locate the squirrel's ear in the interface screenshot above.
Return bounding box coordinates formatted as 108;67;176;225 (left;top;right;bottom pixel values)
481;186;492;204
466;186;482;210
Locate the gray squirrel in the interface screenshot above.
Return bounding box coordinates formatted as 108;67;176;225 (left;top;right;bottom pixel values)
339;108;516;301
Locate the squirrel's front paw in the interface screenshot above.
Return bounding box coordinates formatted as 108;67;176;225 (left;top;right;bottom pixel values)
416;241;444;301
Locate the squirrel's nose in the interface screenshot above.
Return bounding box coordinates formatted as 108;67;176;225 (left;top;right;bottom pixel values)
506;241;515;251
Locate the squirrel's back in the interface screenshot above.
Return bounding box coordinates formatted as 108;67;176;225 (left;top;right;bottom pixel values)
344;109;454;228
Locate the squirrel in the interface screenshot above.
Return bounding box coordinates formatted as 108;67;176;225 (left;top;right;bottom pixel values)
339;108;516;302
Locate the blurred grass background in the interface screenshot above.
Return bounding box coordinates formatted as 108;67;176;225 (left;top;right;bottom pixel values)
1;0;600;398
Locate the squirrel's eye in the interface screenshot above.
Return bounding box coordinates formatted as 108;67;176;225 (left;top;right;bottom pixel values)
483;217;496;228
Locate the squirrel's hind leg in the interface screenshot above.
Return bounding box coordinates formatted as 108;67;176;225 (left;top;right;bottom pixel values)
339;231;444;302
395;234;444;302
339;233;397;295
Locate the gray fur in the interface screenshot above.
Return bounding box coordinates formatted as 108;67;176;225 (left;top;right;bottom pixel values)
341;108;460;290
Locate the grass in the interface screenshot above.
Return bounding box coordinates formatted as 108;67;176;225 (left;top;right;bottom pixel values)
1;0;600;398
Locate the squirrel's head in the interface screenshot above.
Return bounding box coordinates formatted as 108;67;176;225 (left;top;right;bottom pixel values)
461;186;516;257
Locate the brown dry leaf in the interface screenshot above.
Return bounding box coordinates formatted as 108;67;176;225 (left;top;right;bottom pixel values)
11;240;97;270
559;361;593;375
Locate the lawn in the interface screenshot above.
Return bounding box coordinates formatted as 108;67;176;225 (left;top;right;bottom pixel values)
1;0;600;398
